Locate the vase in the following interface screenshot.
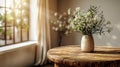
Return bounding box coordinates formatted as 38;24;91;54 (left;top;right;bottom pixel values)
81;35;94;52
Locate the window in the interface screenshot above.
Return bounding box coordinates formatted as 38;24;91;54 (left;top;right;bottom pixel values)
0;0;30;46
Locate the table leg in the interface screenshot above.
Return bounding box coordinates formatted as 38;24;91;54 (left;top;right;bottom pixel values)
54;63;59;67
54;63;67;67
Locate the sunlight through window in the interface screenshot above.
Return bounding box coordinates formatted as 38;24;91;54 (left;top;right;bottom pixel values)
0;0;30;46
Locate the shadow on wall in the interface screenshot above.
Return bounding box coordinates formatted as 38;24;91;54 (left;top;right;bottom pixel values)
94;23;120;47
61;32;82;46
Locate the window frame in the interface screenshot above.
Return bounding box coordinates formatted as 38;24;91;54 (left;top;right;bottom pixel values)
0;0;30;46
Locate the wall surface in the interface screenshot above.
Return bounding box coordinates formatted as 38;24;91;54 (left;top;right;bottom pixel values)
49;0;59;48
58;0;120;47
0;44;36;67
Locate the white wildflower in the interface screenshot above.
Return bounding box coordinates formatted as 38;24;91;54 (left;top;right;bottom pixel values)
54;12;58;17
63;12;67;16
59;15;63;19
76;7;81;11
52;27;56;30
68;8;71;15
66;25;70;29
94;15;98;21
55;28;58;31
86;12;91;16
65;31;69;35
59;24;62;27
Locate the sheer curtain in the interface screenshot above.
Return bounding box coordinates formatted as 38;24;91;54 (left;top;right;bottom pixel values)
35;0;51;65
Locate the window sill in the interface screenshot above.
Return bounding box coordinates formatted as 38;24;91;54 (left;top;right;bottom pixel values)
0;41;37;52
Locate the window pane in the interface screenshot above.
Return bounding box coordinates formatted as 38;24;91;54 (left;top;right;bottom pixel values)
22;10;29;16
22;0;29;9
0;27;5;46
0;7;5;46
22;17;28;41
0;8;4;25
15;28;21;43
6;9;14;26
22;28;28;41
6;0;14;8
0;0;5;7
15;0;21;9
15;8;21;42
5;10;14;44
15;19;21;43
0;8;5;16
21;0;29;41
15;9;21;18
6;27;13;44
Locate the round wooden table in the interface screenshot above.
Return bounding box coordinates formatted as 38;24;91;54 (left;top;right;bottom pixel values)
47;45;120;67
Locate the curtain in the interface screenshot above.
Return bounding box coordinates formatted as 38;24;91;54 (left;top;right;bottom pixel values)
35;0;51;65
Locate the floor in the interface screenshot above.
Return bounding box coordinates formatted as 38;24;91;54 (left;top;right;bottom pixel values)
32;63;54;67
41;64;53;67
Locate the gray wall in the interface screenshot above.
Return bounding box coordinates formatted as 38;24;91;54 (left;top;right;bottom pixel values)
58;0;120;47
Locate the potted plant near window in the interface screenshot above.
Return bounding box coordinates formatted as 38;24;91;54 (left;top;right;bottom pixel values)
70;6;112;52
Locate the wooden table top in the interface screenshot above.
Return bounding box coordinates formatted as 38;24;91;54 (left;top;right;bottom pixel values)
47;45;120;65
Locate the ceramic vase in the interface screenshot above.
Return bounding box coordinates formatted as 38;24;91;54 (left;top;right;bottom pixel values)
81;35;94;52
